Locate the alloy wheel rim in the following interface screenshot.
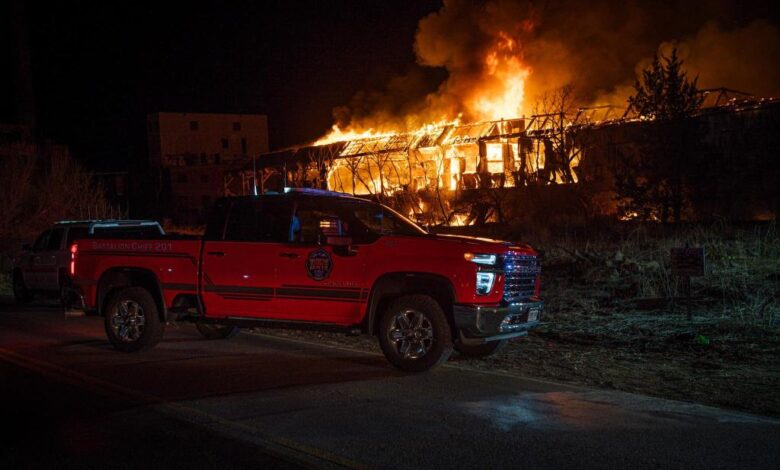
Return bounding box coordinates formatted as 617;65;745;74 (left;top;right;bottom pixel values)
389;309;434;360
111;300;146;342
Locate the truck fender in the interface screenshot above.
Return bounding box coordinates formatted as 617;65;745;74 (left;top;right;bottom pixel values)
363;272;456;336
96;267;167;322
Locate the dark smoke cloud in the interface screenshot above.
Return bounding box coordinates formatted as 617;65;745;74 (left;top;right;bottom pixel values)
332;0;780;132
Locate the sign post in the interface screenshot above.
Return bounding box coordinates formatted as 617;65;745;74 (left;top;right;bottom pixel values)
670;247;705;320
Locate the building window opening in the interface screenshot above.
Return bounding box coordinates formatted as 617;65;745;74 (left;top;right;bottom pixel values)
486;143;504;173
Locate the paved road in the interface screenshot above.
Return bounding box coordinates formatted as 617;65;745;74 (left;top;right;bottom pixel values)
1;300;778;469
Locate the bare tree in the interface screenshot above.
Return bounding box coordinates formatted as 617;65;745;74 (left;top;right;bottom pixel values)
0;144;111;245
529;84;581;184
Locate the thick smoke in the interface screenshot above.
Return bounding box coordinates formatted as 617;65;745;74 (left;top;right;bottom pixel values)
332;0;780;133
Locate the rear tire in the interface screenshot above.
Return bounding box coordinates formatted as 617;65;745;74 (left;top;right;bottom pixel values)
104;287;164;352
378;294;453;372
455;339;507;358
196;323;241;340
12;271;32;304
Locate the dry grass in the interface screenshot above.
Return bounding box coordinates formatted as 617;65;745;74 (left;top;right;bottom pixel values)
540;221;779;328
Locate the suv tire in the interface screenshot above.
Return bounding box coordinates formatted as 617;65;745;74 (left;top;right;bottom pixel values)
455;339;507;358
378;294;453;372
12;270;32;304
104;287;164;352
58;272;71;307
196;323;241;340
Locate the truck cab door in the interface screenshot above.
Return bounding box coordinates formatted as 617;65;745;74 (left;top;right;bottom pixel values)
200;198;292;319
273;198;375;325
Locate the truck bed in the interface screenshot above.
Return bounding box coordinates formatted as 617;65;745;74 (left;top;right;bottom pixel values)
73;237;203;312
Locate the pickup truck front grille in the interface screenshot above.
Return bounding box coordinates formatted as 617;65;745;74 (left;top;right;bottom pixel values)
502;252;540;302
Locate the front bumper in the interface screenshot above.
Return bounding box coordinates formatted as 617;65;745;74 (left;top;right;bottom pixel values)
454;300;543;344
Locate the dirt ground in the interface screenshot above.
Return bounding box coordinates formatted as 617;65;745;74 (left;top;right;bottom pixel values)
255;309;780;417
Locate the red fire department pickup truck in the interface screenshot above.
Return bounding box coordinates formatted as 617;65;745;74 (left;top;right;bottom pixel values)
67;189;542;371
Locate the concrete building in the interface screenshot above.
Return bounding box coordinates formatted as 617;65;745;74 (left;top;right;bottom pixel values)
147;112;269;224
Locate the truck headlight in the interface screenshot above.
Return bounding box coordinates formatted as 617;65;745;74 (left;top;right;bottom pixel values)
475;272;495;295
464;253;497;265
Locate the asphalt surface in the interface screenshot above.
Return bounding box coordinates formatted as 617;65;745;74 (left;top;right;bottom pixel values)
1;299;778;469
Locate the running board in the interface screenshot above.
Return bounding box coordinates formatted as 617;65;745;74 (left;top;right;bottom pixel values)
193;315;359;334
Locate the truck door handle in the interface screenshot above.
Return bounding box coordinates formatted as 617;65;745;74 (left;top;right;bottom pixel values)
206;251;225;257
279;252;299;258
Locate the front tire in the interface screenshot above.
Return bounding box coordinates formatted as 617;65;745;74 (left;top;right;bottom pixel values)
12;271;32;304
455;339;507;358
104;287;164;352
196;323;240;340
378;295;453;372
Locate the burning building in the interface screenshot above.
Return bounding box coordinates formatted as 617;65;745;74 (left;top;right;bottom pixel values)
226;1;780;225
230;91;780;225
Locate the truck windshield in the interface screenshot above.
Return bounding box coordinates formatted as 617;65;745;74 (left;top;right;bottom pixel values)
292;198;427;244
351;202;428;237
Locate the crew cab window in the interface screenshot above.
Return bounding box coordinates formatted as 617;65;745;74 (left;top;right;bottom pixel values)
47;228;64;250
33;230;51;251
223;199;291;243
291;205;335;244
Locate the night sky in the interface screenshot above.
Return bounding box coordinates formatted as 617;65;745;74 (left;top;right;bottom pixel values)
1;1;443;170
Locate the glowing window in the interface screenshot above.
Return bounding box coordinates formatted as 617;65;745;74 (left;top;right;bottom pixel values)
486;143;504;173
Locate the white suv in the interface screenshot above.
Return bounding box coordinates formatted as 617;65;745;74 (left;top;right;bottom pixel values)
12;220;164;304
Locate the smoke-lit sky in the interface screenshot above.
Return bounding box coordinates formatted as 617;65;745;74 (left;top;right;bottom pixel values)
2;1;779;170
337;0;780;132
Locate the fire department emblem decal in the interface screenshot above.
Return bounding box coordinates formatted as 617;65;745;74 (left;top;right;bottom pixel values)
306;249;332;281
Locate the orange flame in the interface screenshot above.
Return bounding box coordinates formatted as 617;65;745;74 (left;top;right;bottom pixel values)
469;32;530;121
315;31;531;145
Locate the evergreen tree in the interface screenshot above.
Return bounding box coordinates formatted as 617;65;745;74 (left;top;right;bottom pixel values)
629;48;702;119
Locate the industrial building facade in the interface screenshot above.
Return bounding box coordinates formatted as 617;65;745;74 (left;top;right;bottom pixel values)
146;112;269;224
